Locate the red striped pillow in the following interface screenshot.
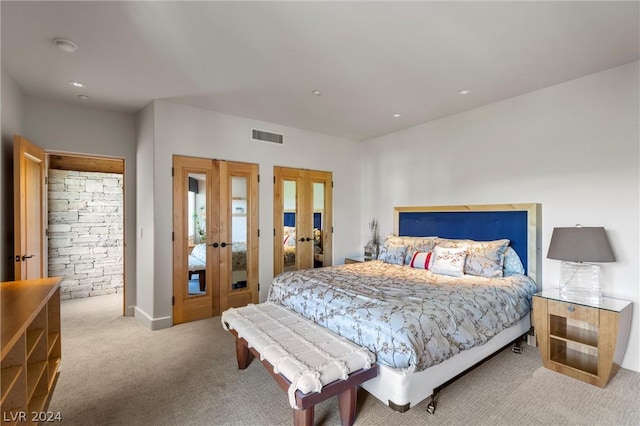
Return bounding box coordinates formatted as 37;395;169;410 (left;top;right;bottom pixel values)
409;251;433;270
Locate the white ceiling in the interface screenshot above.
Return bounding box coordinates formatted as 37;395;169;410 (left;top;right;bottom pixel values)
2;1;638;141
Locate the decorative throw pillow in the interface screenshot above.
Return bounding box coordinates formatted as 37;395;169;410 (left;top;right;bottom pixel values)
503;246;525;276
434;238;472;248
403;236;438;265
313;228;322;247
430;246;468;277
464;239;510;278
409;251;434;270
378;237;408;265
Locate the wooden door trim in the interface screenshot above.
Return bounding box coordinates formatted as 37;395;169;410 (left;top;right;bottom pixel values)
47;151;127;315
49;153;124;174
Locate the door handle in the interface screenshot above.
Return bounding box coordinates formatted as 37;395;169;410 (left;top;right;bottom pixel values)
220;242;228;248
22;254;35;261
209;242;219;248
305;237;311;242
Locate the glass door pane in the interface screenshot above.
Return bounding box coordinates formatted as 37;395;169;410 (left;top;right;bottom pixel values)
312;182;324;268
230;176;248;291
187;173;207;296
283;179;297;271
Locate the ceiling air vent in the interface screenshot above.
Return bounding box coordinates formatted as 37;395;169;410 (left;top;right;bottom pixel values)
252;129;284;145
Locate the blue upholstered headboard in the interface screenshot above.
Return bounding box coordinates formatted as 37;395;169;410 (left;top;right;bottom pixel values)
283;212;322;229
394;204;541;285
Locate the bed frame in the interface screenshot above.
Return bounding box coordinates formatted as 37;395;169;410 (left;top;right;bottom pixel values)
359;203;541;413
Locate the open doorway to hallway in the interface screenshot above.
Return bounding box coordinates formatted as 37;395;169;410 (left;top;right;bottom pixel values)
47;154;125;312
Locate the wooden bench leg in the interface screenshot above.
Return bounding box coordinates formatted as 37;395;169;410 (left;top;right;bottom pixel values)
338;387;358;426
235;337;253;370
293;406;314;426
198;270;205;291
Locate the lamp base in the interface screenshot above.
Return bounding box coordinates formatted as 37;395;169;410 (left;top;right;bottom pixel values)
559;261;602;304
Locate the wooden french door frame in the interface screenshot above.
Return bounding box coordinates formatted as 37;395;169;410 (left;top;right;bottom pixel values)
47;152;126;315
172;156;259;325
173;156;218;324
219;160;259;312
273;167;332;275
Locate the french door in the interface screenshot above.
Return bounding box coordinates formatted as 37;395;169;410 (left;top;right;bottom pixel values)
273;167;332;275
173;156;259;324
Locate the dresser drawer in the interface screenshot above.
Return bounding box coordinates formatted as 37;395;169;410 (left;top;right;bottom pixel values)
548;299;599;325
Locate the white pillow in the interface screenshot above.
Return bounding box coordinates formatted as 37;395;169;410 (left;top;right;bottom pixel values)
430;246;468;277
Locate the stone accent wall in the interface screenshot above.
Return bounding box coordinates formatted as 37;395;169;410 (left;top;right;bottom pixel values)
48;169;123;299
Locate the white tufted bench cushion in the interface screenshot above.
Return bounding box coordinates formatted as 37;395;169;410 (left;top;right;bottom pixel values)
222;302;377;426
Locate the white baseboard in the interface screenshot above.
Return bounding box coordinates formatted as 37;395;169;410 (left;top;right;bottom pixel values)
134;306;173;330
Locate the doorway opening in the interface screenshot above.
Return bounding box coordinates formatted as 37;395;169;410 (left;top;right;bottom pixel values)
47;153;125;311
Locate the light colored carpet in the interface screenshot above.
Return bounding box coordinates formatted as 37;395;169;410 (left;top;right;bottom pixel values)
48;293;640;425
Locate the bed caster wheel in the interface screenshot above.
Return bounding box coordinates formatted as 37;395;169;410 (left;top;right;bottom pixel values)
426;392;437;415
426;401;436;415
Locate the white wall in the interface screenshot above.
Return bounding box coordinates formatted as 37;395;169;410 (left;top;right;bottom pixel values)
137;100;362;325
0;68;25;281
22;97;137;314
135;102;157;326
360;61;640;372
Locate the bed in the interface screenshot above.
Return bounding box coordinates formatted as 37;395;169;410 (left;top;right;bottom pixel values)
267;203;541;412
188;243;248;292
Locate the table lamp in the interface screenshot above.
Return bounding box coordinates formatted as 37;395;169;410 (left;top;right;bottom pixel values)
547;225;615;303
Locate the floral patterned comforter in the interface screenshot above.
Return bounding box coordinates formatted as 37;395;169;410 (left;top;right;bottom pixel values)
267;260;536;373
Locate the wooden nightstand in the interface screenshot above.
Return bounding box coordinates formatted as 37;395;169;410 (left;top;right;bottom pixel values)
532;289;632;387
344;256;373;264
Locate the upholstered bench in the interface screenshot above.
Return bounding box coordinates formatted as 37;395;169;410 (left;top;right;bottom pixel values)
222;302;377;426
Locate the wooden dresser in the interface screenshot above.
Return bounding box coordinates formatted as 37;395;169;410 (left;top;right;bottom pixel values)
1;277;62;422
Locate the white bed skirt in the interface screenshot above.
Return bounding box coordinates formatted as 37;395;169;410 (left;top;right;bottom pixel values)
360;312;531;411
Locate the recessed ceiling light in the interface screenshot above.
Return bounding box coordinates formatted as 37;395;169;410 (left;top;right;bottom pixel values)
393;113;402;118
78;95;89;100
68;81;85;88
53;38;78;53
312;90;321;96
458;89;472;95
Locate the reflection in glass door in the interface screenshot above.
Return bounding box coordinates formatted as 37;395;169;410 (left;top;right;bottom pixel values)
230;176;248;290
282;179;297;271
312;181;325;268
274;167;332;276
187;173;207;295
